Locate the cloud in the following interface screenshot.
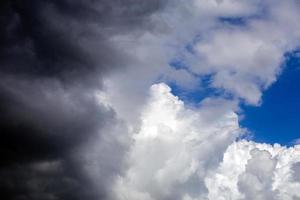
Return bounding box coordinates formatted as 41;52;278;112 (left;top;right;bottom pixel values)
293;138;300;145
2;0;300;200
112;83;240;200
112;84;300;200
206;141;300;200
101;0;300;127
180;0;300;105
0;0;166;199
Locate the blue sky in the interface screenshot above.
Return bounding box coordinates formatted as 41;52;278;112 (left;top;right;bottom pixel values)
241;51;300;146
169;51;300;146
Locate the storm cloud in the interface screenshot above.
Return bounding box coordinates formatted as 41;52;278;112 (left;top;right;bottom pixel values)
0;0;165;199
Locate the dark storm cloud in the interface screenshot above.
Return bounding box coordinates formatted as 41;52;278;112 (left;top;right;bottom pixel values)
0;0;166;199
0;0;165;82
0;78;109;165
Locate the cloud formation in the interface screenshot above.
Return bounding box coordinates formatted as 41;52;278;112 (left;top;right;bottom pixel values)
112;84;300;200
112;83;239;200
0;0;164;199
207;141;300;200
1;0;300;200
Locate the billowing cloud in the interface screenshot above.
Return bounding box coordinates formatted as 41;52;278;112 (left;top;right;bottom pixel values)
112;83;240;200
0;0;165;199
1;0;300;200
102;0;300;126
112;84;300;200
206;141;300;200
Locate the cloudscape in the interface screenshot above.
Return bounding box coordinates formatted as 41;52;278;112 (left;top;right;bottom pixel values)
1;0;300;199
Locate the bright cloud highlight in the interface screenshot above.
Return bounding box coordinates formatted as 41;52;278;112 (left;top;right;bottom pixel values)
111;84;300;200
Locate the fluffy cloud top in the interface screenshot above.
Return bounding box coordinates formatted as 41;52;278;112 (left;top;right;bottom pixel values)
207;141;300;200
112;83;239;200
111;84;300;200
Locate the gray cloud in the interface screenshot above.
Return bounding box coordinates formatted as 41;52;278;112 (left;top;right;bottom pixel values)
0;0;166;199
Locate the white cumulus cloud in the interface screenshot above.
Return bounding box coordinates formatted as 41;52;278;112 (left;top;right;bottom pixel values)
206;141;300;200
112;83;239;200
108;84;300;200
95;1;300;199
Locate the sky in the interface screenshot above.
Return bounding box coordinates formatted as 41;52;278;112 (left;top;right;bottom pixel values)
1;0;300;200
241;51;300;145
171;50;300;146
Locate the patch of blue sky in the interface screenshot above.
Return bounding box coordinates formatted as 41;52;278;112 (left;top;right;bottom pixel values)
217;16;262;26
168;73;230;107
169;37;300;145
240;50;300;146
217;6;268;27
218;17;247;26
168;80;217;106
168;41;232;106
169;58;189;70
184;32;204;55
185;43;196;55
